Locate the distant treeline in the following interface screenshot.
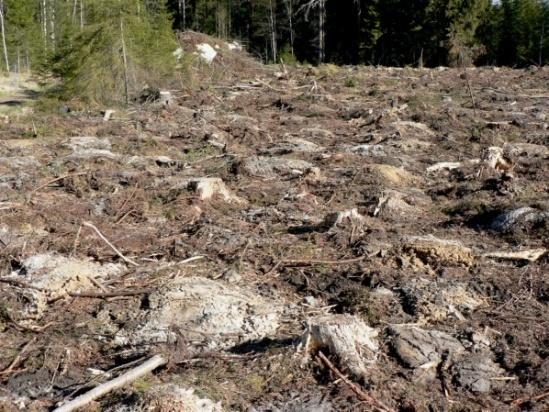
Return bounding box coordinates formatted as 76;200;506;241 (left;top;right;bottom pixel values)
0;0;547;78
168;0;548;67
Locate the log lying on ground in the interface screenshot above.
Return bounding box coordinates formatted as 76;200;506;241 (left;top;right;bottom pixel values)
53;355;167;412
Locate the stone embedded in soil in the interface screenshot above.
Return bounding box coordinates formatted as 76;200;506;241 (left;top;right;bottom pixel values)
490;207;548;233
107;384;223;412
114;276;281;349
188;177;246;204
366;164;419;188
321;208;365;229
9;253;125;319
241;156;314;178
402;235;474;266
503;142;549;159
290;208;365;233
452;353;506;393
65;136;112;151
373;189;430;218
401;278;485;322
299;314;379;379
392;120;435;138
251;394;333;412
63;136;119;161
389;325;464;369
259;137;324;155
347;144;387;157
0;156;41;169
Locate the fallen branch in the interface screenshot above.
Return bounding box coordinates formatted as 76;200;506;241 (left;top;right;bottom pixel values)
511;389;549;406
48;288;153;304
281;255;366;267
30;172;89;195
0;277;48;292
0;337;37;377
82;221;139;267
53;354;167;412
316;351;394;412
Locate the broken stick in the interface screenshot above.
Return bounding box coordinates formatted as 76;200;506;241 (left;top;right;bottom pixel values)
281;255;366;267
316;351;395;412
53;354;167;412
82;221;139;267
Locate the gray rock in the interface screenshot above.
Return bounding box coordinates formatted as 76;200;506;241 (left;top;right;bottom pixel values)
490;207;547;233
0;156;40;169
389;325;464;368
241;156;314;178
453;353;506;393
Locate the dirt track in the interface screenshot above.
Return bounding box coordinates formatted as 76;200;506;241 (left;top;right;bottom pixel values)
0;47;548;411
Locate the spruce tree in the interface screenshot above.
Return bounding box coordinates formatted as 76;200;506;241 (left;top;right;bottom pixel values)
54;0;178;105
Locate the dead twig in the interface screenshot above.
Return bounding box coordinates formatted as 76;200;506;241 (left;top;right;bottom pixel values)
71;224;82;257
53;355;167;412
82;221;139;267
0;337;37;378
48;288;153;304
281;255;366;267
0;277;48;292
316;351;394;412
463;69;477;118
30;172;89;195
511;389;549;406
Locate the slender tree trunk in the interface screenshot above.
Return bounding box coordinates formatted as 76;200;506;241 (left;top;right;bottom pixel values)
80;0;84;30
0;0;9;73
120;17;129;105
284;0;294;56
26;48;30;73
540;20;545;66
318;0;325;63
179;0;186;29
42;0;48;53
73;0;78;25
268;0;277;62
50;0;56;51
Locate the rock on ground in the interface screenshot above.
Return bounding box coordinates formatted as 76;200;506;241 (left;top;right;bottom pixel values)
389;325;464;369
241;156;314;178
401;278;485;322
452;353;506;393
109;384;223;412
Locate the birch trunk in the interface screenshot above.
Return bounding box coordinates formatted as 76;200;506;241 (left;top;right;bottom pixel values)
0;0;9;73
120;17;129;105
268;0;277;62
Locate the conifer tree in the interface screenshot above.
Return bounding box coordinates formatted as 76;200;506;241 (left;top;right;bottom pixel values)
54;0;177;104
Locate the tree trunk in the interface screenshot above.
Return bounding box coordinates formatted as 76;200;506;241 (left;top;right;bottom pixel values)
284;0;294;56
318;0;325;63
42;0;48;52
0;0;9;73
80;0;84;30
72;0;78;25
268;0;277;62
540;20;545;66
120;17;130;105
50;0;56;51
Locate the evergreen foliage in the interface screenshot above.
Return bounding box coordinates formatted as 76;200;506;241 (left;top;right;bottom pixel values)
0;0;547;102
